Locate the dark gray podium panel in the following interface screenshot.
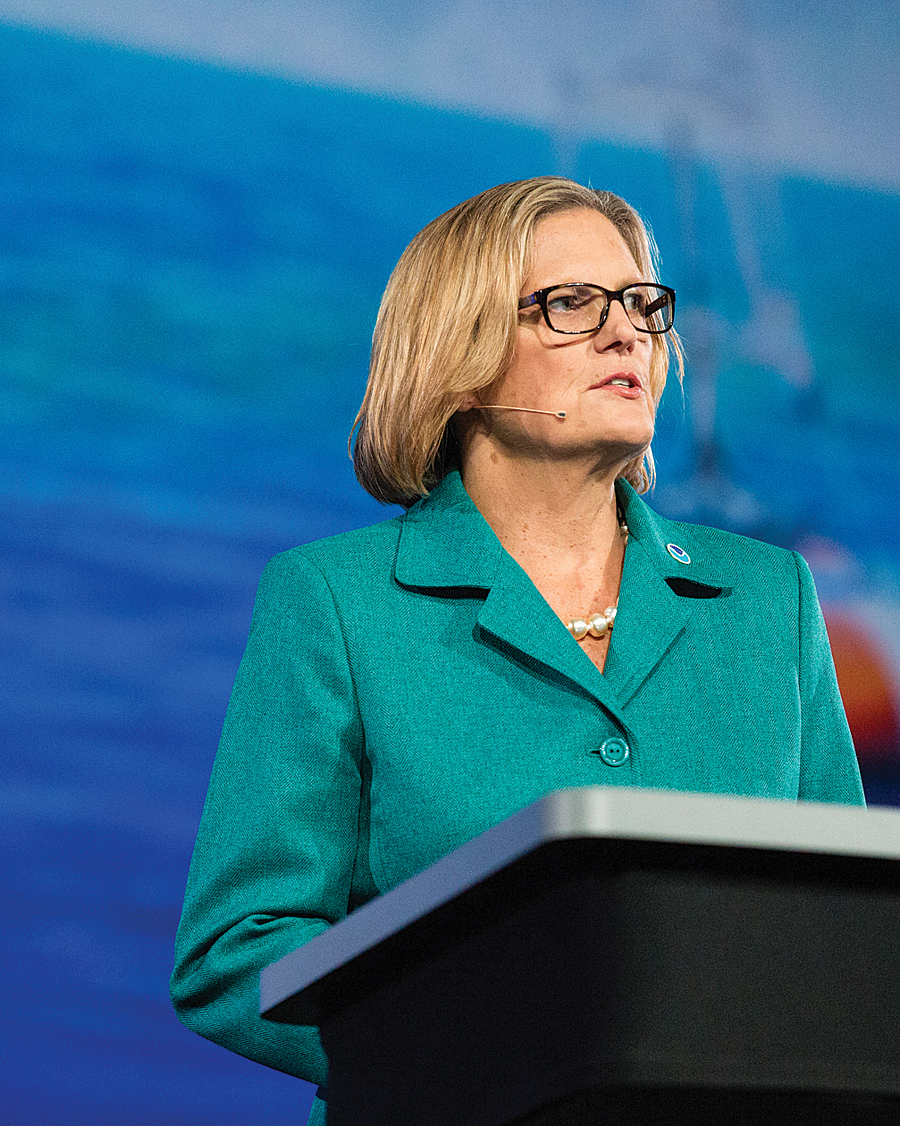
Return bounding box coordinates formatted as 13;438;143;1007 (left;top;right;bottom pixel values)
261;788;900;1126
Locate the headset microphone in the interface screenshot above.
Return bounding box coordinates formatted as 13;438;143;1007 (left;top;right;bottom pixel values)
475;405;567;419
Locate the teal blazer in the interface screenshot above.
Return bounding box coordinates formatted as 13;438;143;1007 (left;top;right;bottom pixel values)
171;470;864;1101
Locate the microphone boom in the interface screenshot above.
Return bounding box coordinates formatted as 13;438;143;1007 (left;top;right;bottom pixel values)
476;405;567;419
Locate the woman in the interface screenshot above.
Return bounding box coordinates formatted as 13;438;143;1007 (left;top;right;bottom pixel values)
171;177;863;1123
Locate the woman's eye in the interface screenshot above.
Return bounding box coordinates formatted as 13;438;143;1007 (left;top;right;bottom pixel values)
624;292;647;314
548;289;593;313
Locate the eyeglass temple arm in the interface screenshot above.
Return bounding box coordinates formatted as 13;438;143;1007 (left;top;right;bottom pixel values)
643;293;671;317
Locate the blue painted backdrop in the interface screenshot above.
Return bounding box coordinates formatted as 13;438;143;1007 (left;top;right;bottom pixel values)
3;21;899;1125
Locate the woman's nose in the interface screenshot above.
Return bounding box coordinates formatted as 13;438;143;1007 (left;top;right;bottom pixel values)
594;297;639;351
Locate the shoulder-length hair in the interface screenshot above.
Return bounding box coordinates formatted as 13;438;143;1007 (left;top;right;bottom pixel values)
351;176;683;507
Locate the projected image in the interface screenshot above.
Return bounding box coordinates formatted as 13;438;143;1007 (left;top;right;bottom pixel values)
3;3;898;1123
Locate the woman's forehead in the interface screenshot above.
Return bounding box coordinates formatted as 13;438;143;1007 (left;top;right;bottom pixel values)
526;209;640;290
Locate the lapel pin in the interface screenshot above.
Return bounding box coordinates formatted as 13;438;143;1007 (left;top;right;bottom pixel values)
666;543;691;565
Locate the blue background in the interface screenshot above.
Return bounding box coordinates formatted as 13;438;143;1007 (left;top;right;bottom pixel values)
3;12;899;1124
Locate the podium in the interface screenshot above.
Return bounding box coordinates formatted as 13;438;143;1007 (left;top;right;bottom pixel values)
261;788;900;1125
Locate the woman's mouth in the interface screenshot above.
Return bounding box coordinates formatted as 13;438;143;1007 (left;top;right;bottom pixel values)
591;374;645;396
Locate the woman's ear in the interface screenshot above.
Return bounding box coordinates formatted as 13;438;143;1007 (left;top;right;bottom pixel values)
455;394;479;413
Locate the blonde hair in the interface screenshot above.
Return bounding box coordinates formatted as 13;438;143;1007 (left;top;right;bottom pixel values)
352;176;683;506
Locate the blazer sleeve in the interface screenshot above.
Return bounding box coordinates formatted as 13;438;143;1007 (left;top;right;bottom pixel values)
793;551;865;805
170;550;365;1086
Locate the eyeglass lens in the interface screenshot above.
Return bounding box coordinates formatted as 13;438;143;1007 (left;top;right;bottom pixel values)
545;284;673;334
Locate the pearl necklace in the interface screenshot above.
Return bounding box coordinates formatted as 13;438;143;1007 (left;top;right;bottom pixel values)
564;516;628;643
565;605;618;641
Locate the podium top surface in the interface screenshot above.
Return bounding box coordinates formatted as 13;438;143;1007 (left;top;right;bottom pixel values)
260;786;900;1020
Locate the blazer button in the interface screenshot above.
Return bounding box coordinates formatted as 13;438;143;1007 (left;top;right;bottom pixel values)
596;737;630;767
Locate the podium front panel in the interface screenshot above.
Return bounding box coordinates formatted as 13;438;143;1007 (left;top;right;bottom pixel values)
261;789;900;1126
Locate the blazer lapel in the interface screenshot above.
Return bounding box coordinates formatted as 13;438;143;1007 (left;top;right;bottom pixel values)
605;481;728;705
395;473;630;727
475;555;630;727
603;532;692;705
395;473;731;728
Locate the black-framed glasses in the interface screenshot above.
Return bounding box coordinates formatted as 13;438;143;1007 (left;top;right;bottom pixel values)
518;282;676;335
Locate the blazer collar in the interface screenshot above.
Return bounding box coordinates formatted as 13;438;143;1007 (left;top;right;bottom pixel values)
395;470;505;589
395;472;730;724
